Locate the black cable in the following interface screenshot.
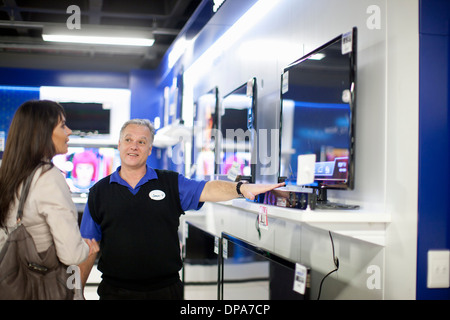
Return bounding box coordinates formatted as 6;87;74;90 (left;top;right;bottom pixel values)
317;231;339;300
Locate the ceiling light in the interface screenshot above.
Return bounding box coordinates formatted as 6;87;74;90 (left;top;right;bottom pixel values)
42;25;154;47
42;34;154;46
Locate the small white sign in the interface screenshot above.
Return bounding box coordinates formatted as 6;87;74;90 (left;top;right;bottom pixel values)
297;154;316;185
293;263;308;295
214;236;219;254
222;238;228;259
282;71;289;94
341;31;353;55
258;206;269;230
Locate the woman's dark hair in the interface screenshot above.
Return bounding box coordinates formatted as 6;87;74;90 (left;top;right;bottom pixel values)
0;100;66;227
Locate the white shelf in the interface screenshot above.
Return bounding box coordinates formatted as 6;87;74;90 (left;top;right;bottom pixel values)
224;199;390;246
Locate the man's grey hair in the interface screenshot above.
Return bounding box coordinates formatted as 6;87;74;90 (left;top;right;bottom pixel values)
120;119;155;143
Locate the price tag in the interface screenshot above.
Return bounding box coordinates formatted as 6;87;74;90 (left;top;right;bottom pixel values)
222;238;228;259
258;206;269;230
293;263;308;295
341;31;353;55
214;236;219;254
282;71;289;94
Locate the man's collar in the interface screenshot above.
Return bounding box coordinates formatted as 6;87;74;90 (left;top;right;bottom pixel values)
110;165;158;188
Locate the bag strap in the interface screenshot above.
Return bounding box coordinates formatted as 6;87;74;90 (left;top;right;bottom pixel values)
16;163;44;222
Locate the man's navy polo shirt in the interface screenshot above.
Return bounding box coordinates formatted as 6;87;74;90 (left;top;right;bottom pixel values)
80;165;207;241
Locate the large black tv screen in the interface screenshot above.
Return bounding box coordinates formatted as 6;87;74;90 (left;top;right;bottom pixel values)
280;28;357;190
61;102;111;135
221;233;310;300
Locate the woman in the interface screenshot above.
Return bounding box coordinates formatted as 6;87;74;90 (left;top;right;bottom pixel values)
0;100;98;271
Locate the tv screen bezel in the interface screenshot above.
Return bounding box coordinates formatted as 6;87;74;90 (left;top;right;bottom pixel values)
191;86;220;181
279;27;357;191
217;78;257;183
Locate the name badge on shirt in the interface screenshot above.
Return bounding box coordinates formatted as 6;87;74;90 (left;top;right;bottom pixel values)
149;190;166;201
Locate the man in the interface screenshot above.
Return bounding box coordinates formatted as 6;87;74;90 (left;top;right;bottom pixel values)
79;119;284;300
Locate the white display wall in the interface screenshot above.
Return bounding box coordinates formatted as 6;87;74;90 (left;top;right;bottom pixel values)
180;0;419;299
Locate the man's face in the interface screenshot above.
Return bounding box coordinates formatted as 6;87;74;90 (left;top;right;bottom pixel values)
118;124;152;170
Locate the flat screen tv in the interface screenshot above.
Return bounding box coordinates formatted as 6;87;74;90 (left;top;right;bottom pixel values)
60;102;111;135
52;145;120;194
182;222;220;300
279;28;357;207
191;87;219;181
217;78;257;183
221;233;310;300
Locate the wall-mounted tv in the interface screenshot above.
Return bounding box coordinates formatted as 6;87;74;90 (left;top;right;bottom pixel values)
221;233;310;300
217;78;257;183
60;102;111;136
52;145;120;194
191;87;219;181
279;28;357;207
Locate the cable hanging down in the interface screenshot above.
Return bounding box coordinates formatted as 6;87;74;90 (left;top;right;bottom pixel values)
317;231;339;300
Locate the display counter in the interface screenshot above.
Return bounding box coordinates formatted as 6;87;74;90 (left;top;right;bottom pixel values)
219;199;390;247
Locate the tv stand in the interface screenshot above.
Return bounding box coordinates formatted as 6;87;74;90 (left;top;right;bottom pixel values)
315;188;360;210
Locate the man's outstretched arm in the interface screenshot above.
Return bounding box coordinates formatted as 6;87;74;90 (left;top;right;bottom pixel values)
199;180;285;203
